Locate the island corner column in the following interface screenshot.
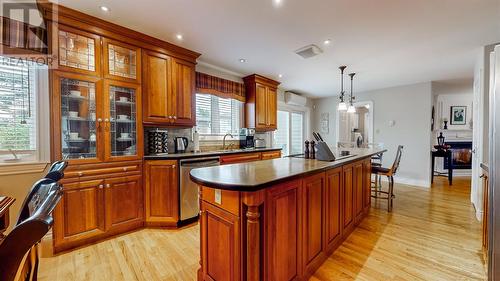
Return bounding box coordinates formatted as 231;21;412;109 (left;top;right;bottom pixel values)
242;190;265;281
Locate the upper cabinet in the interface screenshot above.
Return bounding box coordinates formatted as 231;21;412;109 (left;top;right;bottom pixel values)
142;50;195;126
57;25;101;76
243;74;280;131
103;38;141;84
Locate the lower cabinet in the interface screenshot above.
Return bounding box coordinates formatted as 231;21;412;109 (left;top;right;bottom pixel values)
354;161;364;224
324;167;343;253
104;175;144;231
266;180;303;281
363;159;372;212
342;164;355;234
220;152;262;164
144;160;179;226
53;175;143;253
200;201;240;281
302;173;326;275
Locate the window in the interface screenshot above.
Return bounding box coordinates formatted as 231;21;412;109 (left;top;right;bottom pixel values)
0;55;49;164
196;93;243;136
273;110;304;156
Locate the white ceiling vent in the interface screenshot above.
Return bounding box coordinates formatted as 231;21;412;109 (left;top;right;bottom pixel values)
294;44;323;59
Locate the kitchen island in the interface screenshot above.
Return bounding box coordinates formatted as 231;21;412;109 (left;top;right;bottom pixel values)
190;148;385;281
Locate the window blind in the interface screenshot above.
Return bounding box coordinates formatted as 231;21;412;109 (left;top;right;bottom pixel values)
290;112;304;155
0;56;37;152
196;93;242;135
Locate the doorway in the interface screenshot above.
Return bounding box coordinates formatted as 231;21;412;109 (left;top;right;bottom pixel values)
335;101;374;146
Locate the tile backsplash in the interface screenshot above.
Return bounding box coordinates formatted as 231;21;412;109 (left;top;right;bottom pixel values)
144;128;273;154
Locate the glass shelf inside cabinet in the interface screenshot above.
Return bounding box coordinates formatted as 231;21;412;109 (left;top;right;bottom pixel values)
59;30;96;71
109;85;137;157
108;44;137;79
60;78;97;160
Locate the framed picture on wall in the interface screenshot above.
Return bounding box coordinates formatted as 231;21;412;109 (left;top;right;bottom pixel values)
450;106;467;125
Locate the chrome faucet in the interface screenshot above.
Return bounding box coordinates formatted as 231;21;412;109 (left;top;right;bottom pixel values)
222;133;234;150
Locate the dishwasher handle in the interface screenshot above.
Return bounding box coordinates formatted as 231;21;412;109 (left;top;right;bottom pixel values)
180;156;221;167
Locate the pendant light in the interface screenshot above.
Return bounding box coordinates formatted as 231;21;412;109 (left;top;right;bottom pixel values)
338;66;347;111
347;72;356;113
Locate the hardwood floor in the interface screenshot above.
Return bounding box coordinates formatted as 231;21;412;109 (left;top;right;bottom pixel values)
39;176;486;281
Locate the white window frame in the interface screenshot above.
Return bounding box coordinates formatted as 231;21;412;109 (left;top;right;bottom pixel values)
273;102;309;156
0;63;50;174
195;93;244;141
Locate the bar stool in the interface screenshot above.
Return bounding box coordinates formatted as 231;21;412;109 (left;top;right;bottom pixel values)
371;145;404;212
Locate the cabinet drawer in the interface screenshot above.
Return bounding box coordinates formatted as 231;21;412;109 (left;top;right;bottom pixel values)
63;162;142;182
201;186;240;216
261;150;281;160
220;153;261;164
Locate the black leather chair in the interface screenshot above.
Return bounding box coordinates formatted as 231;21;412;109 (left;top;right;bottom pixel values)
0;180;62;281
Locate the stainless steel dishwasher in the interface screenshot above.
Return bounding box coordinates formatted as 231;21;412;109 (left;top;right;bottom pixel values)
179;156;220;222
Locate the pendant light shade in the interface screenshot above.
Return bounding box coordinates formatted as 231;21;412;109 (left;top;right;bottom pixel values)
347;104;356;113
338;102;347;111
338;66;347;111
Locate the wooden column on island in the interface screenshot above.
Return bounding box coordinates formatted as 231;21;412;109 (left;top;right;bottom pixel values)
242;190;265;281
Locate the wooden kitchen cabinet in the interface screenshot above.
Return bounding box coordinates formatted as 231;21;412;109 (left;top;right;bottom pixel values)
104;175;144;231
200;201;241;281
342;164;355;235
324;167;343;253
171;58;196;126
142;50;171;124
53;179;106;252
220;152;262;164
142;50;195;126
363;159;372;212
102;38;141;83
261;150;281;160
265;180;303;281
354;161;364;224
144;160;179;226
243;74;280;131
302;173;326;276
57;24;101;77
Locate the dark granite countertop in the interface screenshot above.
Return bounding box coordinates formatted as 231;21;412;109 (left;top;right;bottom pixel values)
144;147;282;160
190;148;386;192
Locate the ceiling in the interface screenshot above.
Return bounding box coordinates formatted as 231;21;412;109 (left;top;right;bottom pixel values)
54;0;500;98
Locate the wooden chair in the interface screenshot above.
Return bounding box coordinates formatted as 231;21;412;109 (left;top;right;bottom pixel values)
0;180;62;281
371;145;404;212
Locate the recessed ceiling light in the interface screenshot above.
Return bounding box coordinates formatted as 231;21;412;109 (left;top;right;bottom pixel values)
273;0;284;7
100;6;110;12
176;34;183;40
239;58;246;63
278;74;283;78
323;39;331;45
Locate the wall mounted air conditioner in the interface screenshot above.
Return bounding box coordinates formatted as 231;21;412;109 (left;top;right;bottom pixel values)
285;91;307;106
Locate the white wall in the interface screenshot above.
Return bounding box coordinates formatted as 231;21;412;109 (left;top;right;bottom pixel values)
432;80;473;132
313;82;433;187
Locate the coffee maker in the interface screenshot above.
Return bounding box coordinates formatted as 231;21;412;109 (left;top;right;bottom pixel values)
239;128;255;149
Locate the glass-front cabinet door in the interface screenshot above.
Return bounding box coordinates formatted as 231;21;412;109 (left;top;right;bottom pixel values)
53;72;103;162
103;38;141;83
104;80;142;161
57;25;101;76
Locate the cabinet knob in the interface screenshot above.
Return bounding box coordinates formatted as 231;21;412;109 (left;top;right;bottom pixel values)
97;118;102;122
106;184;111;188
172;165;176;168
173;116;177;119
123;167;128;172
98;185;103;189
168;116;172;119
78;172;83;177
104;118;109;122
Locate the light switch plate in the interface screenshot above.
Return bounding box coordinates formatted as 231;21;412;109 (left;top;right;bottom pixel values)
214;189;222;205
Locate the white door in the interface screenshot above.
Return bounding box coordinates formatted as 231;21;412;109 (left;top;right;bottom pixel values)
471;67;484;220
